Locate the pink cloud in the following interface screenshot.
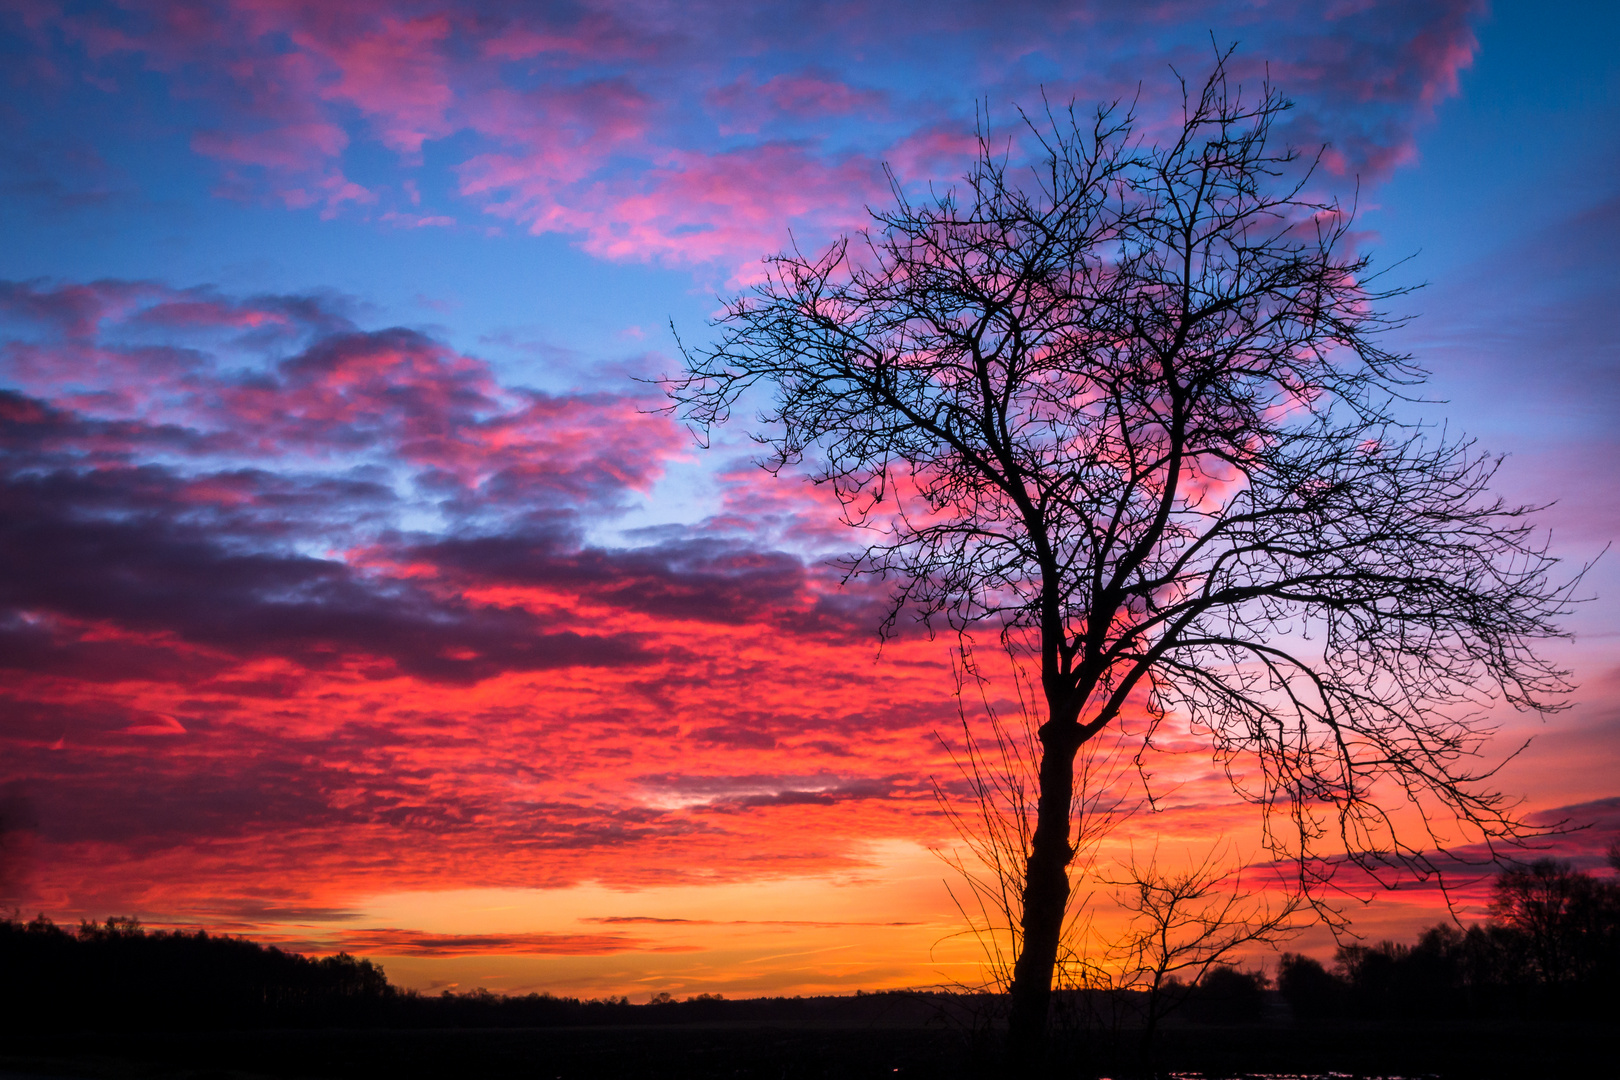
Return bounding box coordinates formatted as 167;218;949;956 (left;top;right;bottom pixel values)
0;279;680;500
564;144;885;267
304;13;455;158
379;210;455;228
24;0;1485;268
709;70;887;134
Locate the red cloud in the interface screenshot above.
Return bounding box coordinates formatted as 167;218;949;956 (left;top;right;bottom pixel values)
0;276;975;935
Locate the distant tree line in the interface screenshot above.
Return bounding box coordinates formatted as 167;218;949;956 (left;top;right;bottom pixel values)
1279;853;1620;1022
0;915;943;1031
5;852;1615;1033
0;915;398;1029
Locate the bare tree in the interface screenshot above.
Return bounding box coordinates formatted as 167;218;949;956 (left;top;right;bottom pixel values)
1489;857;1616;986
668;52;1577;1066
1105;847;1301;1055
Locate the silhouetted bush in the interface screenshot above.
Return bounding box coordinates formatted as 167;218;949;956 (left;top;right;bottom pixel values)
1277;953;1345;1019
1178;966;1268;1024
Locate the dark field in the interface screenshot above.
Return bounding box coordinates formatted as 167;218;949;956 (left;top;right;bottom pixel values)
2;1019;1613;1080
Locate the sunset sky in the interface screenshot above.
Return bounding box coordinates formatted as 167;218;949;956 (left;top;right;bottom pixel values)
2;0;1617;1000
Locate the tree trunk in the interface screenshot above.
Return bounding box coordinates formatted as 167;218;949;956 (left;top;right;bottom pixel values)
1005;732;1077;1072
1141;984;1162;1073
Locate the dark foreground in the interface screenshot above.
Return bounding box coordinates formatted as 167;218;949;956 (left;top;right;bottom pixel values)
2;1020;1612;1080
6;906;1616;1079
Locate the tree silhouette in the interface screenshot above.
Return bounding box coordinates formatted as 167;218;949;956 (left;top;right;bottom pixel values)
1104;846;1300;1056
1490;857;1620;987
1277;951;1345;1019
669;52;1577;1066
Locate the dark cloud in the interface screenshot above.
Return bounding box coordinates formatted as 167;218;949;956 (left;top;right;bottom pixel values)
418;533;810;626
0;382;855;685
329;928;671;956
0;280;765;686
0;279;121;339
585;915;922;927
691;725;778;749
4;729;716;865
188;901;367;923
0;456;653;684
1524;796;1620;872
11;754;344;849
0;788;38;902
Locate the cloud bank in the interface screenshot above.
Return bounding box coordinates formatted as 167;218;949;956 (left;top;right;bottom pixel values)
0;278;955;923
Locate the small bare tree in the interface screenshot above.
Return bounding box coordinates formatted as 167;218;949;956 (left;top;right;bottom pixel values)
669;50;1579;1067
1106;847;1302;1054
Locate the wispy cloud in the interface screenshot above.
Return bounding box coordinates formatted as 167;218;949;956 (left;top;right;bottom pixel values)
329;928;691;956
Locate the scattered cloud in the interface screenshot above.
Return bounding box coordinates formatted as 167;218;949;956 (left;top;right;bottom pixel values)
6;0;1486;269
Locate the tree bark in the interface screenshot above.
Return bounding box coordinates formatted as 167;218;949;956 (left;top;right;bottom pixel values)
1005;729;1077;1071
